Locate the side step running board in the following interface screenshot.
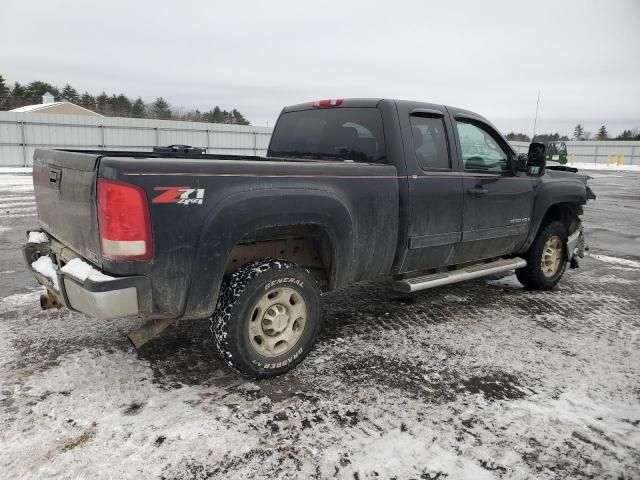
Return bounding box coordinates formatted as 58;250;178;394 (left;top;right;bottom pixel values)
393;257;527;293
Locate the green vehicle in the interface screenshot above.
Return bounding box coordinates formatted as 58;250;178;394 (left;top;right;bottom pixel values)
544;142;568;165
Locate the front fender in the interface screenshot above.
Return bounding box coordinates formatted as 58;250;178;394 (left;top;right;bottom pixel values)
183;186;356;319
521;179;587;252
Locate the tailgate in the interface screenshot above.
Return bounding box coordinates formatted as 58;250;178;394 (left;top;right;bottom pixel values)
32;149;103;266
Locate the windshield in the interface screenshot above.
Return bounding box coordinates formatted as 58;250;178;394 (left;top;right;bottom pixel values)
268;107;386;163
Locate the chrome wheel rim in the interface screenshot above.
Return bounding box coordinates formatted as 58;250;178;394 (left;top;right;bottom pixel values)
248;287;307;357
541;235;563;278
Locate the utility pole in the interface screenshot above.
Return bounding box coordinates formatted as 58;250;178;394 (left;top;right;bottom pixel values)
532;89;540;141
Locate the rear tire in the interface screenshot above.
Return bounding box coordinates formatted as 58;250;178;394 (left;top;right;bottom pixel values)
516;221;568;290
211;259;321;378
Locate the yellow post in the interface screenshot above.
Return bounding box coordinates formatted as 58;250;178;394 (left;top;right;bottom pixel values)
617;155;624;166
570;154;575;165
607;155;612;167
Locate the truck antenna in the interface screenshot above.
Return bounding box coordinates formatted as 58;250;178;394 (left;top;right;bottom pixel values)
532;89;540;141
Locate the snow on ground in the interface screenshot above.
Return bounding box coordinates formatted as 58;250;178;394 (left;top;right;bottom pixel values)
0;291;41;314
0;167;33;174
0;172;37;231
0;172;34;193
573;163;640;172
589;253;640;269
1;167;639;479
1;253;639;479
485;273;523;289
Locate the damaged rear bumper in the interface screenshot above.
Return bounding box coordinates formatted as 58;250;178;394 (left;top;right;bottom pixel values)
23;235;152;320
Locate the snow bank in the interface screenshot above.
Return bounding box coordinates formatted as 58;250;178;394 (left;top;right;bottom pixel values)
60;258;115;282
31;255;59;290
590;254;640;269
27;231;48;244
0;167;32;174
0;173;34;192
572;162;640;172
486;273;523;289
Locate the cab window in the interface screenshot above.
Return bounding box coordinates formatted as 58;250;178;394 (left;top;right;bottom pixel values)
456;121;509;172
268;108;386;163
410;115;450;170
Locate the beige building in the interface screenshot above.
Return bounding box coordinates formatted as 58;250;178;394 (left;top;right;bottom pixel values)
10;92;102;117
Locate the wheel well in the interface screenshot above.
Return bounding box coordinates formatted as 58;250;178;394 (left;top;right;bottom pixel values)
541;203;583;235
225;225;334;289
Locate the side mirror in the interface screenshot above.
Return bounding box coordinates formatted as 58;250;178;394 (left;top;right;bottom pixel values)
527;142;546;175
509;153;529;174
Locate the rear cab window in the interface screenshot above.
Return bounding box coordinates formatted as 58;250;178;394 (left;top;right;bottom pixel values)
268;108;386;163
410;115;451;170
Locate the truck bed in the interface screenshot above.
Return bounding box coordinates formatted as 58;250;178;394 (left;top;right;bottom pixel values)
32;148;400;320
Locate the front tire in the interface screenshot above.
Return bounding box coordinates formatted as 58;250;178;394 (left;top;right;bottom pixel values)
516;221;568;290
211;259;321;378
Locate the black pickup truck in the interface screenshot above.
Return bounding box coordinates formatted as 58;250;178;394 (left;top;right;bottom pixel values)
24;98;595;377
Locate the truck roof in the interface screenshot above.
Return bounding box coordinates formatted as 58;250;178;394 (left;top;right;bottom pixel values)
280;98;492;125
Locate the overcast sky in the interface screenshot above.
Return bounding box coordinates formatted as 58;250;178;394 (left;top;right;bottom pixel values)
1;0;639;136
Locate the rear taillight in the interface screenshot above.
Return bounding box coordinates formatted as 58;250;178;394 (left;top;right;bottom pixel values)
312;99;344;108
97;179;153;260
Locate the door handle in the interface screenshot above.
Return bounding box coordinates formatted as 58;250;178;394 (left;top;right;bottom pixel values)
467;186;488;196
49;168;61;191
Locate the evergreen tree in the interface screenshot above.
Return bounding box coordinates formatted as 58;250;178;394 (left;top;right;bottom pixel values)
616;130;633;140
532;132;571;143
96;92;110;115
60;84;79;103
24;81;59;104
505;132;531;142
109;94;119;115
573;124;585;141
78;92;96;111
107;93;132;117
212;106;225;123
131;98;146;118
151;97;172;119
596;125;608;140
1;74;252;121
0;75;9;109
231;109;250;125
117;94;132;116
9;82;27;108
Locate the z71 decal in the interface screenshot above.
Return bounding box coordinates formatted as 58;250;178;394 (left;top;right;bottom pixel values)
152;187;205;205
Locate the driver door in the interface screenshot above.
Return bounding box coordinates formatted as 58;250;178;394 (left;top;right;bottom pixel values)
450;116;534;264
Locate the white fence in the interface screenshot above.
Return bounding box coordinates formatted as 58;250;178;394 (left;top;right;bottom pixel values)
0;111;273;166
1;111;638;167
509;140;640;166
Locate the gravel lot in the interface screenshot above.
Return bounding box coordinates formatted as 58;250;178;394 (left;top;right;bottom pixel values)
1;170;639;479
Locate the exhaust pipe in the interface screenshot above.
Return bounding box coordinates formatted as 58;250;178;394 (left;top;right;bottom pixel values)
40;290;62;310
128;317;177;349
